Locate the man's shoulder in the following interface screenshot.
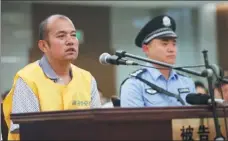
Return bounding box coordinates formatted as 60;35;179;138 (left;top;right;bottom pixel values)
176;72;195;86
17;61;40;75
71;64;91;74
71;64;93;80
129;68;147;77
121;68;148;86
11;61;40;92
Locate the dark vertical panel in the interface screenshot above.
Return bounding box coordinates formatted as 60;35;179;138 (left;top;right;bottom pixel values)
30;3;116;97
216;4;228;71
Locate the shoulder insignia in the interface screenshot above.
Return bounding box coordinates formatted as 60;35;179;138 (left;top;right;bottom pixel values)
119;68;147;96
130;69;147;77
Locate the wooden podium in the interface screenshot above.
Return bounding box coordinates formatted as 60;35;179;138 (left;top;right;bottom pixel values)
11;106;228;140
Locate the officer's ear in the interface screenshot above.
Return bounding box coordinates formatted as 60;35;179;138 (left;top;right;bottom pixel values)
142;44;149;54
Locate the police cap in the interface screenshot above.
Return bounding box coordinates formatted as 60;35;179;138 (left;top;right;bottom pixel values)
135;15;177;47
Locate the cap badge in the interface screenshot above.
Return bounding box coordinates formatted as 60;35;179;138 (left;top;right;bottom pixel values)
163;16;171;27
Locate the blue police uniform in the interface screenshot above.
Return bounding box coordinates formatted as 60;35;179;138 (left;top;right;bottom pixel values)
120;15;196;107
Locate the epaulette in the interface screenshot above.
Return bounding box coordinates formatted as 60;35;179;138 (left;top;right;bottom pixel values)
130;68;147;77
119;69;147;96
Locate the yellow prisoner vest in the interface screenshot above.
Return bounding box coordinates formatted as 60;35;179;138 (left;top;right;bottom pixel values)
3;62;92;140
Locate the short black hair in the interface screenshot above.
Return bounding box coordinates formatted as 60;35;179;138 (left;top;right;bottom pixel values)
195;81;205;88
38;14;71;40
39;19;48;40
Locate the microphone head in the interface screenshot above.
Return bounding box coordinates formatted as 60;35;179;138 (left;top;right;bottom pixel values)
210;64;224;78
186;93;210;105
99;53;111;65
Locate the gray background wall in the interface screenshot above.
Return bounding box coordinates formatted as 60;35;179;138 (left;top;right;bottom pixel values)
1;2;33;94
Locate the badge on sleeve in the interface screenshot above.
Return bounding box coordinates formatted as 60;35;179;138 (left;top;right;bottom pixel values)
145;88;157;95
178;88;190;94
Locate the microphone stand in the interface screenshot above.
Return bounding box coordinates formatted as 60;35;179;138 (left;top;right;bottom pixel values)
116;50;226;141
202;50;224;141
115;50;228;83
116;50;205;77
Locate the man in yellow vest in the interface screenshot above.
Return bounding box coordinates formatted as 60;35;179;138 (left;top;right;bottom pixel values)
3;14;101;140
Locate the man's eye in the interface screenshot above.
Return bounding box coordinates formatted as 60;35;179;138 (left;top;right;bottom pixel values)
58;35;64;38
162;42;168;46
71;34;76;37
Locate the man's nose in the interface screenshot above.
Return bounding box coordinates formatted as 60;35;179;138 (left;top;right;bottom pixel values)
167;45;176;52
66;35;74;46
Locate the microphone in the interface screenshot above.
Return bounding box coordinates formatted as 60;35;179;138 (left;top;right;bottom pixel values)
186;93;228;106
210;64;228;84
99;53;138;65
210;64;224;78
201;64;224;78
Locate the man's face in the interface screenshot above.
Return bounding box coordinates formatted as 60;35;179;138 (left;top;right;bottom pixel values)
143;38;177;65
196;86;207;94
41;18;79;62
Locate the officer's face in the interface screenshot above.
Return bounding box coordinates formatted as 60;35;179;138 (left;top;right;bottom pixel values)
39;17;79;62
143;38;177;65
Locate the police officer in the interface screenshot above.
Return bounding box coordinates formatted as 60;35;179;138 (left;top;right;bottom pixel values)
120;15;196;107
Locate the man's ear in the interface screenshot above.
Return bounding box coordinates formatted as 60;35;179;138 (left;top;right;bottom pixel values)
142;44;148;53
38;40;48;53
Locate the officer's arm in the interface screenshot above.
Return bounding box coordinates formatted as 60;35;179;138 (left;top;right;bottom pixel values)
120;78;144;107
11;77;40;133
